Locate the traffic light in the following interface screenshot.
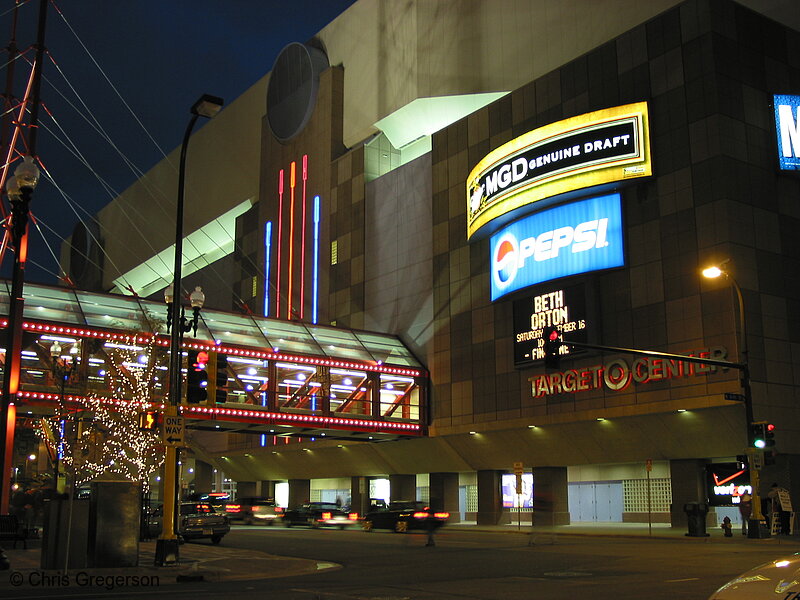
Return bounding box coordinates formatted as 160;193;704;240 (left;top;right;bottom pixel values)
138;411;159;430
186;349;209;403
764;423;776;465
206;351;229;404
764;423;776;447
543;327;560;369
750;422;766;448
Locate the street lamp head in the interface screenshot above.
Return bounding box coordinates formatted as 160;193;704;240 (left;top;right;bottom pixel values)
164;282;174;305
189;286;205;309
5;175;20;201
702;266;723;279
50;341;62;358
14;156;40;190
191;94;224;119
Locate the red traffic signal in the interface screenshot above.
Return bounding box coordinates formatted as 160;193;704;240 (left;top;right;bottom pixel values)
543;327;561;369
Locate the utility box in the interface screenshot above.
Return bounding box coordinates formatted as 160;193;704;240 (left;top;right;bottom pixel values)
41;481;140;569
41;496;90;569
88;481;140;567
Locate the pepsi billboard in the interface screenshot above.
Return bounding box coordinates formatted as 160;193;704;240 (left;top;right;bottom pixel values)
490;194;624;301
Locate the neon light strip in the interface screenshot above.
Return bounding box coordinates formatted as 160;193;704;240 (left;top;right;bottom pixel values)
300;155;308;320
16;391;422;432
264;221;272;317
312;196;320;324
288;162;296;320
276;170;284;319
6;320;426;377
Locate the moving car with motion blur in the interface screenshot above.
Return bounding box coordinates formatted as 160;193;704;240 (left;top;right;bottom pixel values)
224;497;283;525
708;554;800;599
281;502;359;529
361;500;449;533
149;502;230;544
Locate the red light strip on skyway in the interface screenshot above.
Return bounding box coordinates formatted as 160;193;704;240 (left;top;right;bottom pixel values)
2;320;425;378
182;405;421;433
15;391;422;434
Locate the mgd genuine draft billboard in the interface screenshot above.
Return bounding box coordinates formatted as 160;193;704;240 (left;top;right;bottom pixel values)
489;193;624;301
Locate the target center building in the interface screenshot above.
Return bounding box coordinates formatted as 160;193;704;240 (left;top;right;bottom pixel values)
66;0;800;527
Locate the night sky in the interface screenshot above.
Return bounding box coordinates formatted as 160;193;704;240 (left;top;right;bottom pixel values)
0;0;356;284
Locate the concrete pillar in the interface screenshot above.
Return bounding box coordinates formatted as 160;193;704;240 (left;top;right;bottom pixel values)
236;481;257;499
532;467;570;526
669;459;707;528
193;460;213;496
351;476;368;516
389;474;416;503
257;480;275;499
477;470;503;525
429;472;459;521
288;479;311;509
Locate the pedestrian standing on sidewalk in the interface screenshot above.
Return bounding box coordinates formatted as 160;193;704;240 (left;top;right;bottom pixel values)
738;493;752;535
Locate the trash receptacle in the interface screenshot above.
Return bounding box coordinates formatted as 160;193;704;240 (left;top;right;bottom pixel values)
684;502;710;537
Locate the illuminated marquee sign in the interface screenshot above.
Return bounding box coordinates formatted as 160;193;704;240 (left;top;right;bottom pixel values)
775;94;800;171
513;284;589;366
528;346;728;397
706;462;751;507
467;102;650;239
490;193;624;301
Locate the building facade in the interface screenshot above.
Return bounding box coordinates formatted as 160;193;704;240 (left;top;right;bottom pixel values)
65;0;800;527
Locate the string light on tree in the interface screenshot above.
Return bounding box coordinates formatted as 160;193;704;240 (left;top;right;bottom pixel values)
37;335;165;490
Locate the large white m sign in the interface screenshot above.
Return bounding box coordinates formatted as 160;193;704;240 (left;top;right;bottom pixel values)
775;94;800;171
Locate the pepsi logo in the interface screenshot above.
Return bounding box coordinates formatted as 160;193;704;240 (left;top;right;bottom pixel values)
492;233;519;290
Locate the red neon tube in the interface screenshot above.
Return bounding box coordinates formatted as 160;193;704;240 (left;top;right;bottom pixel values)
276;170;284;319
287;161;296;320
300;155;308;319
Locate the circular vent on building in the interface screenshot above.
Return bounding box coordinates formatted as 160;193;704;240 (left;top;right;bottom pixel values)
266;42;329;142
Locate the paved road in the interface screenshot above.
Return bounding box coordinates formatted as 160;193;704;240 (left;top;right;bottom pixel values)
3;524;799;599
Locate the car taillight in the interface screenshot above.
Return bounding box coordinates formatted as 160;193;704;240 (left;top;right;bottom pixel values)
226;504;241;513
275;507;283;513
321;512;332;520
348;512;359;520
434;512;449;519
413;512;429;519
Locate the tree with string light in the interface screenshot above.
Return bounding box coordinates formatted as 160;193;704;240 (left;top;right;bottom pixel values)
38;334;166;491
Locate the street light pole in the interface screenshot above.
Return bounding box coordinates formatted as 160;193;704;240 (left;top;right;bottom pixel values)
0;156;40;514
154;94;222;567
702;262;766;538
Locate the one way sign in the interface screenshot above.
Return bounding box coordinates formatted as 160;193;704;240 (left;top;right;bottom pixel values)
162;415;185;447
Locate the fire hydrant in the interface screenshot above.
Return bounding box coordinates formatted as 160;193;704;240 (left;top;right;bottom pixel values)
721;516;733;537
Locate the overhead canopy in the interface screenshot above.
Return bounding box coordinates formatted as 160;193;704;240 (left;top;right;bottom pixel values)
0;280;423;369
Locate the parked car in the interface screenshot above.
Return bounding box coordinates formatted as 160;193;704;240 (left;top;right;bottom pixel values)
281;502;359;529
361;500;449;533
148;502;230;544
708;554;800;599
224;497;283;525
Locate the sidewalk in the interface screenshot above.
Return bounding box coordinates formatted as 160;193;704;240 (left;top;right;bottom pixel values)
449;521;800;544
0;538;338;591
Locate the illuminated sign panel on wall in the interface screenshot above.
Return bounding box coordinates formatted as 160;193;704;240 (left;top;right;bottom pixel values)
466;102;650;239
705;462;751;507
513;284;589;366
490;193;624;301
775;94;800;171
